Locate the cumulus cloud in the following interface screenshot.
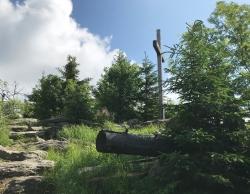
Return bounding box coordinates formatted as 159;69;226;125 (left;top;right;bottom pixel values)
0;0;118;94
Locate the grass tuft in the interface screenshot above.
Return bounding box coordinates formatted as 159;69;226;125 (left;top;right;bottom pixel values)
0;118;12;146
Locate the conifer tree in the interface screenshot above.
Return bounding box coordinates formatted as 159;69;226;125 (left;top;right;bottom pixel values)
95;51;141;122
139;54;158;121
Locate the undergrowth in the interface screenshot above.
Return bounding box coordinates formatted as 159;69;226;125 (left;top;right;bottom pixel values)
45;122;165;194
0;117;12;146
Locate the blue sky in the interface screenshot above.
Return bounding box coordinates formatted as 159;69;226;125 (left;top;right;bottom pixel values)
1;0;249;95
71;0;249;64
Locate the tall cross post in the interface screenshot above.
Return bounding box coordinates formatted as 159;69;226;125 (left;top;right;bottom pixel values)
153;29;165;119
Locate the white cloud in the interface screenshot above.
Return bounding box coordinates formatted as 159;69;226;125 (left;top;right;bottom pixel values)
0;0;118;94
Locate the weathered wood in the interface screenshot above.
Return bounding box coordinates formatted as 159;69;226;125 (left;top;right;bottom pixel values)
153;29;165;119
96;130;172;156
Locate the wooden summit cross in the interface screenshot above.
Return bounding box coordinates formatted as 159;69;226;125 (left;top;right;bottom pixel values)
153;29;165;119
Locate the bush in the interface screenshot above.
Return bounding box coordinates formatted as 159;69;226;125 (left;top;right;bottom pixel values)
22;101;35;118
1;99;25;119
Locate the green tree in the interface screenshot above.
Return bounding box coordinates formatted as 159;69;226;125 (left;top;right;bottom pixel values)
29;56;95;122
95;51;141;122
159;2;250;194
63;79;94;122
167;20;244;131
209;1;250;116
29;74;64;119
139;54;158;121
59;55;80;81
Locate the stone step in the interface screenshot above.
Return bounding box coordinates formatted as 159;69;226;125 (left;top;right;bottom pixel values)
10;131;46;140
0;145;47;161
1;176;53;194
9;125;44;132
25;139;68;151
0;160;54;180
10;119;39;126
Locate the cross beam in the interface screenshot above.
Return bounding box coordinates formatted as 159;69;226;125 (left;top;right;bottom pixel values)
153;29;165;119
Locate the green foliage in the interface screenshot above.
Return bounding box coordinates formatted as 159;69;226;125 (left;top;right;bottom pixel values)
63;79;94;122
0;105;12;146
59;55;80;81
0;121;12;146
209;1;250;117
29;74;64;119
161;2;250;194
95;51;142;122
103;121;160;135
167;19;244;130
102;120;124;132
59;124;97;143
1;99;24;119
46;124;165;194
29;56;95;122
138;54;159;121
95;107;114;124
22;101;35;118
46;125;132;194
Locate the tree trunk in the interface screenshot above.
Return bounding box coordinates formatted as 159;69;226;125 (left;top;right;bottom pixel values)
96;130;172;156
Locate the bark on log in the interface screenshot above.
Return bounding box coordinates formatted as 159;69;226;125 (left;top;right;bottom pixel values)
96;130;172;156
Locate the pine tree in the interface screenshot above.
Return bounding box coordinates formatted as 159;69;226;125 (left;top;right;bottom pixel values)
59;55;80;81
95;51;141;122
156;2;250;194
139;54;158;121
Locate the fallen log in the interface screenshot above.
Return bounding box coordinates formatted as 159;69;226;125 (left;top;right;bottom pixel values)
96;130;172;156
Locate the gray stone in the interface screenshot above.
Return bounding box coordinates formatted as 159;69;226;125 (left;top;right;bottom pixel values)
10;125;44;132
0;146;47;161
10;131;46;140
0;160;54;180
3;176;53;194
27;139;68;151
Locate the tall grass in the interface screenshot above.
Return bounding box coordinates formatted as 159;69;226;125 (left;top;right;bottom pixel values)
0;116;12;146
45;123;163;194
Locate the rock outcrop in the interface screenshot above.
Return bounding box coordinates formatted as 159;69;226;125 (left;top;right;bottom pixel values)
26;139;68;151
0;160;54;180
0;119;62;194
0;146;47;161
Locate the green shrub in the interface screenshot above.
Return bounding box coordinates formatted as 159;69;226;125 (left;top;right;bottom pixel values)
22;101;35;118
2;99;24;119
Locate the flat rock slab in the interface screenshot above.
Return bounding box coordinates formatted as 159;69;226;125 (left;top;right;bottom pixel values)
26;140;68;151
0;160;54;180
10;119;39;126
10;126;44;132
10;131;45;140
2;176;53;194
0;145;47;161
